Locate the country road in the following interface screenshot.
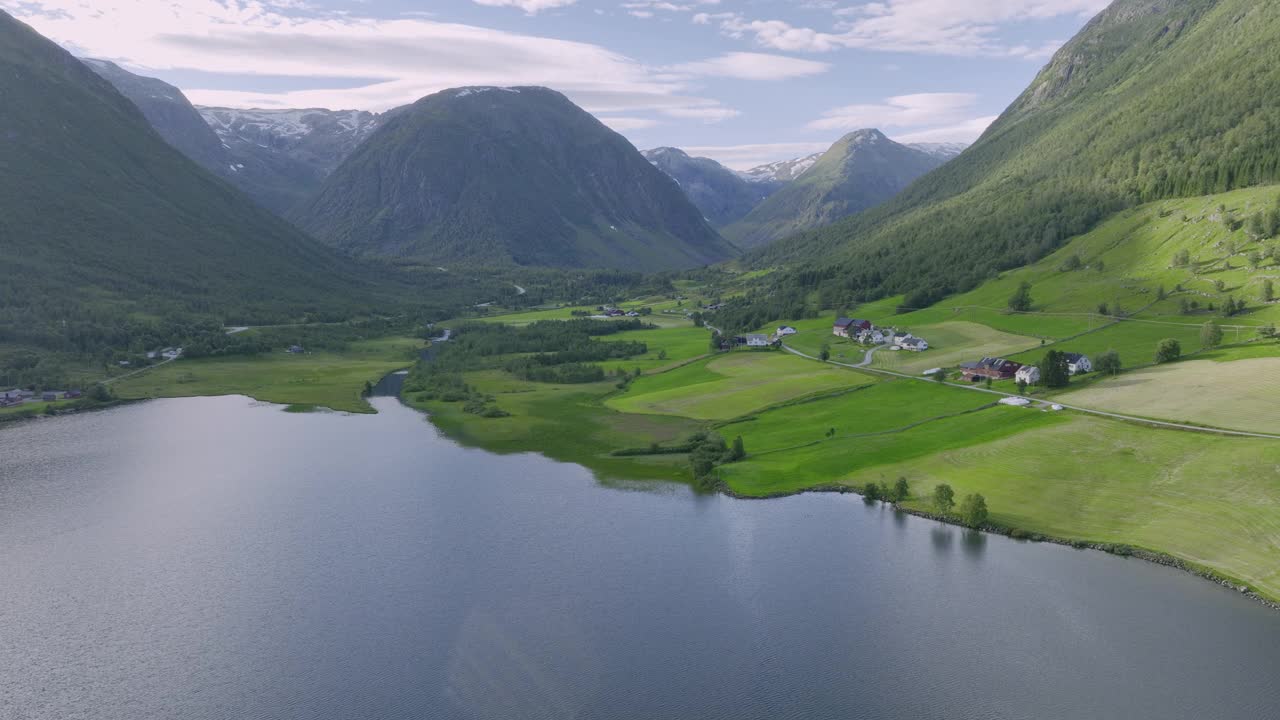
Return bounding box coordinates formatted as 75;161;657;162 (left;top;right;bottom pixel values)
782;343;1280;441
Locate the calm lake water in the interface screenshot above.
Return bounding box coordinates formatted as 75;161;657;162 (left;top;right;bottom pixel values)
3;394;1280;719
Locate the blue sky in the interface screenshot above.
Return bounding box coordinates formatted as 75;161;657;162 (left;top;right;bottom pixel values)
3;0;1109;168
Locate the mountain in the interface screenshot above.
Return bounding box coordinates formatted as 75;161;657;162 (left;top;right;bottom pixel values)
642;147;776;227
0;11;399;341
748;0;1280;309
81;60;371;214
198;106;385;210
905;142;968;161
722;129;944;249
740;153;824;185
293;87;736;270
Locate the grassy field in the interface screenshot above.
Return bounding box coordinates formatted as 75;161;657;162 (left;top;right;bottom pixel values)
718;406;1060;496
607;351;874;420
831;414;1280;602
716;379;996;454
596;325;711;374
1007;317;1207;369
113;336;423;413
870;321;1041;374
404;369;700;481
1061;356;1280;433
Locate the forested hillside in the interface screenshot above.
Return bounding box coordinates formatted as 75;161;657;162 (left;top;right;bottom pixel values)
0;11;488;378
723;129;942;249
747;0;1279;310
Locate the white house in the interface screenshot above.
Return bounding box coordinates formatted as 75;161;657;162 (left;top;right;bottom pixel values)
746;334;771;347
897;337;928;352
1015;366;1041;385
1064;352;1092;375
776;326;798;336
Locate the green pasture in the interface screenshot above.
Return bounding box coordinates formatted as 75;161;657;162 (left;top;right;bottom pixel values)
835;414;1280;602
717;379;996;455
607;350;874;420
113;336;422;413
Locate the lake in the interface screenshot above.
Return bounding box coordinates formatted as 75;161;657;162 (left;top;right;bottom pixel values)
3;394;1279;719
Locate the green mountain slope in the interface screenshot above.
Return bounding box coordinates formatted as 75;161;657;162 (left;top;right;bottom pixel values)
0;12;414;350
641;147;775;227
723;129;943;249
749;0;1280;308
293;87;737;271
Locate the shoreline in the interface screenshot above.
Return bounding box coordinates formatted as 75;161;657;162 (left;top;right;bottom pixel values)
716;480;1280;612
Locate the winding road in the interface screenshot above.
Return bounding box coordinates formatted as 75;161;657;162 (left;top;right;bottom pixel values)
783;343;1280;441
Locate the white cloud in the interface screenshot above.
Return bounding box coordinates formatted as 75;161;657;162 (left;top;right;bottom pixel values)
681;141;831;170
704;0;1108;56
664;52;829;81
1;0;736;123
472;0;578;15
808;92;978;131
598;116;661;130
893;115;998;143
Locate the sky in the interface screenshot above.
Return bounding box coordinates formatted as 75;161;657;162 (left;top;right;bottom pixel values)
2;0;1109;169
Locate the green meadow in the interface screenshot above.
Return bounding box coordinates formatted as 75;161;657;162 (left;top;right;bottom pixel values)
607;351;874;420
113;336;422;413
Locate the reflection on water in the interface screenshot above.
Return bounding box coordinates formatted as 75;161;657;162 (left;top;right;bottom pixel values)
2;395;1279;720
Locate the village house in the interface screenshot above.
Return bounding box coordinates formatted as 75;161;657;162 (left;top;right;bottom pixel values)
833;317;872;338
960;357;1024;382
776;326;798;337
746;334;771;348
895;335;929;352
1064;352;1092;375
1015;366;1041;385
287;345;304;354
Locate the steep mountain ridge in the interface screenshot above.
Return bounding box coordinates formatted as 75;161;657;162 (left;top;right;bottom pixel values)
642;147;776;227
0;11;396;345
740;153;824;185
723;129;944;249
749;0;1280;309
294;86;736;271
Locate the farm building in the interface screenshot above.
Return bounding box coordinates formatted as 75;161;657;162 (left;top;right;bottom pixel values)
833;318;872;338
746;334;771;348
896;336;928;352
961;357;1024;381
1064;353;1092;375
776;326;798;336
1015;366;1041;385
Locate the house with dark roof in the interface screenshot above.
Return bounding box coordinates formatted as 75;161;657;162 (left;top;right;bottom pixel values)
833;318;872;338
961;357;1024;381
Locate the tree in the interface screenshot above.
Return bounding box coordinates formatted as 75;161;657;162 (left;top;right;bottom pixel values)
1040;350;1071;388
729;435;746;462
959;494;989;529
1016;379;1027;394
933;368;947;382
1200;321;1223;349
819;343;831;361
1097;302;1109;316
863;481;882;503
892;477;910;503
1263;279;1274;303
1059;254;1082;272
1094;349;1122;376
1007;281;1033;312
1247;212;1266;238
933;483;955;514
1155;338;1182;364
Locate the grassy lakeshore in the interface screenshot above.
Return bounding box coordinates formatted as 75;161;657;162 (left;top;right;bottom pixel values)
113;336;423;413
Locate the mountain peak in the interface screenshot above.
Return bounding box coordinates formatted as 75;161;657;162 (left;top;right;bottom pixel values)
839;128;889;146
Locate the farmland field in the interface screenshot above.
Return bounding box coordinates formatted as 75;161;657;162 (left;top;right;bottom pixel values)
1008;317;1207;370
717;379;996;454
1061;356;1280;433
607;351;874;420
834;414;1280;602
596;325;711;374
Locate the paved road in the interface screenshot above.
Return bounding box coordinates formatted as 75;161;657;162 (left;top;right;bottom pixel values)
782;343;1280;441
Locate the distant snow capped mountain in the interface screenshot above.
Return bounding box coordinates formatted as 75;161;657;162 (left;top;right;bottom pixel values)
197;107;384;176
739;152;825;184
904;142;969;161
642;147;777;228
